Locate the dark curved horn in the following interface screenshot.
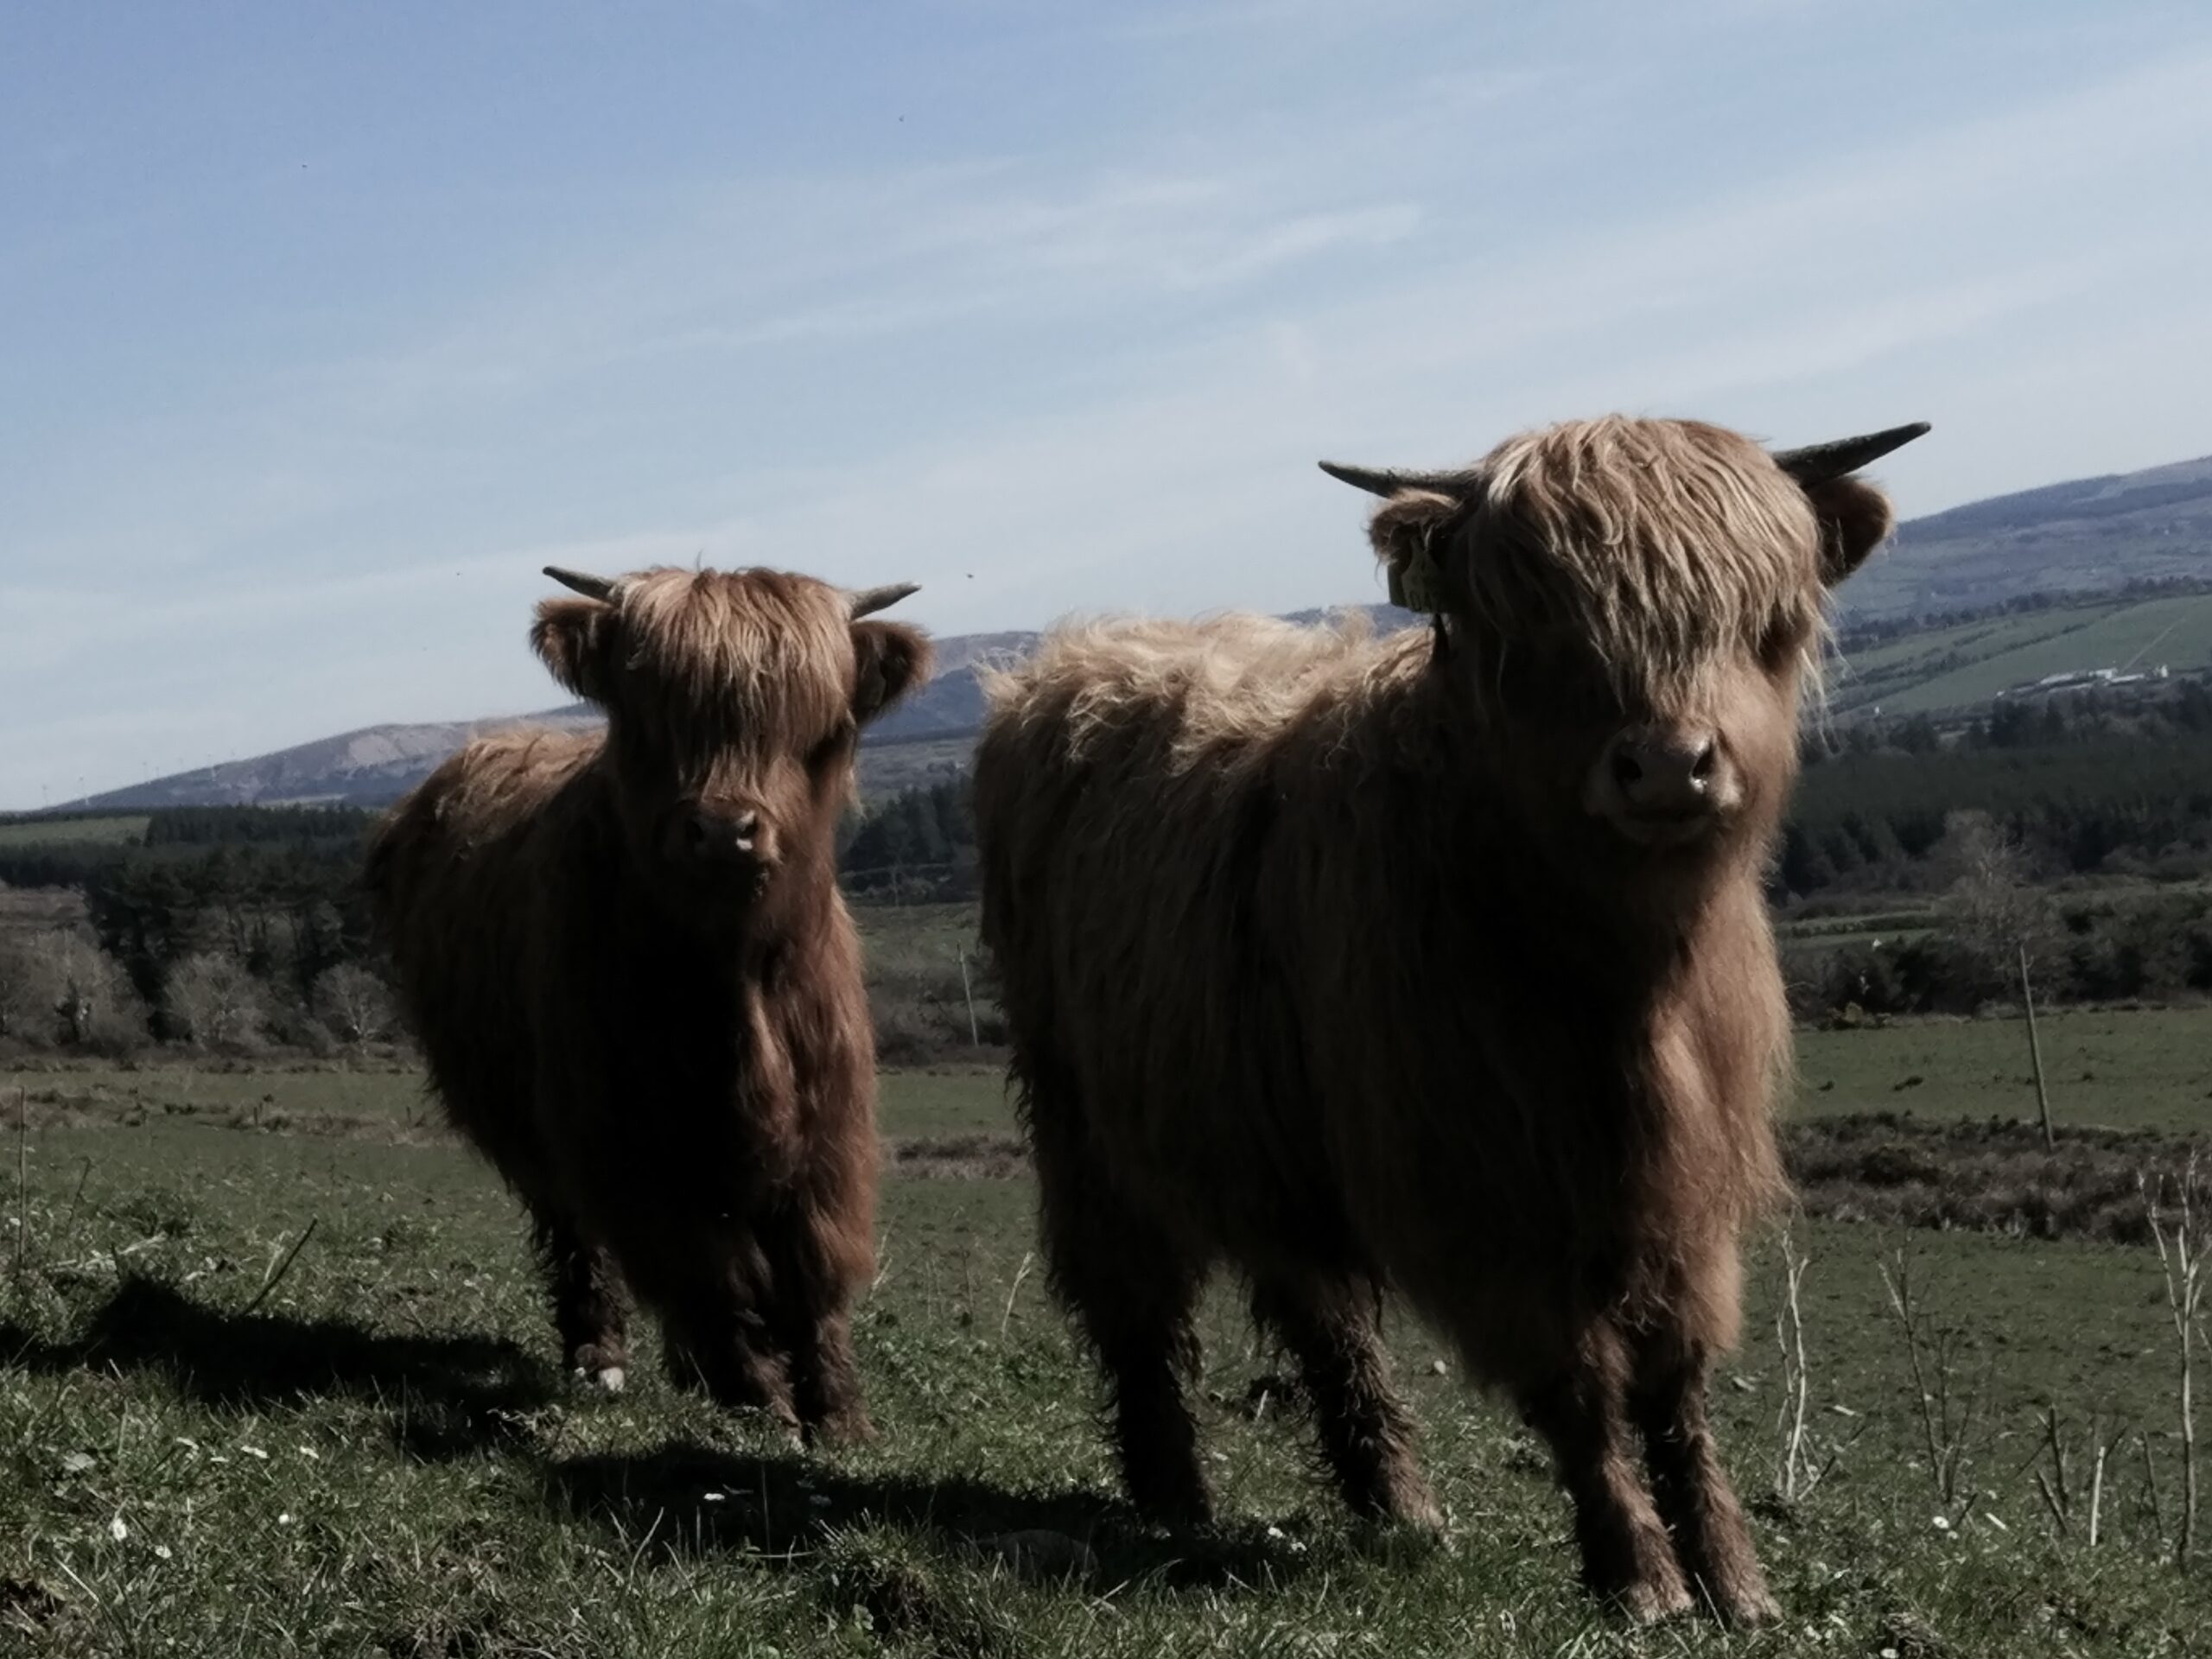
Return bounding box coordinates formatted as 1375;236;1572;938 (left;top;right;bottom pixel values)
543;565;620;601
848;582;920;620
1770;422;1930;486
1317;460;1479;499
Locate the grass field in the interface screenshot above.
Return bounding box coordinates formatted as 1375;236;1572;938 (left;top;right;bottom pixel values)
1794;1005;2212;1135
0;814;148;849
1829;592;2212;715
3;1116;2208;1654
10;1002;2207;1143
3;1006;2211;1653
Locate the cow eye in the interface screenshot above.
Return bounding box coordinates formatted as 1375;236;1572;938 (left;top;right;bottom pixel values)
1758;614;1807;670
807;718;856;772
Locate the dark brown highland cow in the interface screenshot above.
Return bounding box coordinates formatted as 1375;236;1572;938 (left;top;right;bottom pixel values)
366;565;928;1446
973;416;1928;1623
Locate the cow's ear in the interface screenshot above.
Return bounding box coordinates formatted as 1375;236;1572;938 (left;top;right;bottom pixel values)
1366;490;1465;613
1804;476;1895;588
531;598;618;702
851;620;931;727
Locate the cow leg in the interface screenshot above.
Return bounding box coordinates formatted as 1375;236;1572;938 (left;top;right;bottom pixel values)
1630;1339;1777;1626
649;1227;802;1441
531;1209;630;1393
1250;1278;1440;1530
1075;1246;1211;1525
760;1212;874;1449
1519;1329;1692;1623
1033;1165;1210;1519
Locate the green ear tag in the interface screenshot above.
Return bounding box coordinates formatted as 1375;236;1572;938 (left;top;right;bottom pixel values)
1392;543;1444;613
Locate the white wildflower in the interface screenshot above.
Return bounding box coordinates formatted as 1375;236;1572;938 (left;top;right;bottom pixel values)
108;1516;128;1542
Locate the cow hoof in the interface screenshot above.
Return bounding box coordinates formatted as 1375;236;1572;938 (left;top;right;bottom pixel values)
805;1411;878;1450
1388;1485;1446;1537
1713;1585;1781;1628
1618;1579;1696;1625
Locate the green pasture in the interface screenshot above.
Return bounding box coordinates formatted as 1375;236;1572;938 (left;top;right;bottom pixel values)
0;814;148;849
2;1106;2208;1656
11;1001;2207;1145
1833;592;2212;715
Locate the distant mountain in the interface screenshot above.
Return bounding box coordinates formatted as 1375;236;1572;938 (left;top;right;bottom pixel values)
1845;454;2212;620
66;606;1415;812
61;449;2212;813
72;707;605;811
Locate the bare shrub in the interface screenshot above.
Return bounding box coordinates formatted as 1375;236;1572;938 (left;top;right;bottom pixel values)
2033;1406;2127;1548
164;951;269;1052
0;931;44;1040
1880;1247;1992;1519
1935;811;2061;963
313;963;397;1047
0;928;145;1053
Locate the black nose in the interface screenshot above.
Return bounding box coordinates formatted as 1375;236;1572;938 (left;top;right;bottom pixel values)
1610;729;1719;813
685;809;760;858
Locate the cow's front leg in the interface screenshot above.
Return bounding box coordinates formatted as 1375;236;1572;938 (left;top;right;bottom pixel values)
1519;1325;1692;1624
1631;1338;1777;1626
758;1196;876;1447
531;1207;631;1393
638;1223;803;1441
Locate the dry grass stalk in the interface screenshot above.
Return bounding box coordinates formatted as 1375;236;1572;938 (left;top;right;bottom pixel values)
1880;1248;1991;1517
1773;1225;1815;1500
2142;1158;2212;1567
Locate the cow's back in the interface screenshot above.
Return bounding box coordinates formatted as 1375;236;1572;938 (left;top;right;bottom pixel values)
976;616;1417;1270
366;728;603;1185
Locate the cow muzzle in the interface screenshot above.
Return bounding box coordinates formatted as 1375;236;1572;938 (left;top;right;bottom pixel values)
668;802;777;884
1584;724;1740;847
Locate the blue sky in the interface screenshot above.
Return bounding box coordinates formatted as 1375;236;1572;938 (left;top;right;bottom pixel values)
4;0;2210;807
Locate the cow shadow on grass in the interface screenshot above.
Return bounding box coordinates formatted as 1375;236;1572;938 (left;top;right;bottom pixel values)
0;1276;554;1461
546;1440;1325;1616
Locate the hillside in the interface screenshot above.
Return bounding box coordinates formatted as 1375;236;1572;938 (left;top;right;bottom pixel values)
1829;588;2212;715
71;707;605;810
1848;452;2212;619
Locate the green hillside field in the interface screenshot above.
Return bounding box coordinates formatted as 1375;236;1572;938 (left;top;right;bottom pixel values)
0;813;148;849
1831;590;2212;715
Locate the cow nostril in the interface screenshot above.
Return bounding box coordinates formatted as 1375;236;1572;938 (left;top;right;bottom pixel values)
1690;742;1717;783
1611;748;1644;789
684;816;711;849
731;810;760;849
